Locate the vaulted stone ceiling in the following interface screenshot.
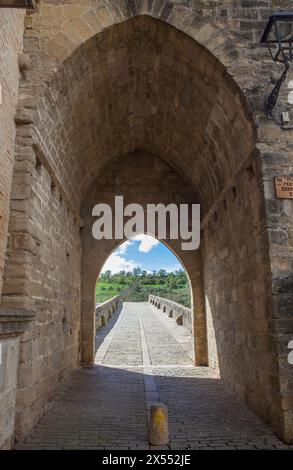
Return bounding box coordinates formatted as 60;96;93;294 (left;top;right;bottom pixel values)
34;15;255;214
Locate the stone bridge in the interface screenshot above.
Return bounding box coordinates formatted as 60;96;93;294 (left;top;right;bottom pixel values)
15;301;292;450
0;0;293;450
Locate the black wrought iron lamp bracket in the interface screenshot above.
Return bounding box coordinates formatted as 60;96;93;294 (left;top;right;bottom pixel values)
260;11;293;120
266;59;291;119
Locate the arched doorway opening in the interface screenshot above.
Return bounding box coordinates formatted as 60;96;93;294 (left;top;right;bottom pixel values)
97;235;192;307
80;151;207;369
95;235;197;360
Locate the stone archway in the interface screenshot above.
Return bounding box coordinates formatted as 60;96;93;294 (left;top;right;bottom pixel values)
80;150;207;368
1;13;292;445
14;14;255;211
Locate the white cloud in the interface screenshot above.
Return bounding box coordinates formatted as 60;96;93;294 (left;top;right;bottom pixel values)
116;240;133;255
101;254;139;274
112;235;159;256
132;234;159;253
100;235;162;274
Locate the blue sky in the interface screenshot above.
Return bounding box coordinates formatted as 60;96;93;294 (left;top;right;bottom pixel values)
101;235;183;274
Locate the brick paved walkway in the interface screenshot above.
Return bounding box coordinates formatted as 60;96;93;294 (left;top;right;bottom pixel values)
16;302;292;450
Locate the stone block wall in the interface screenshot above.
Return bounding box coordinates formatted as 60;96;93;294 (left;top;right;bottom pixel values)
149;295;192;333
0;8;26;450
260;145;293;443
205;296;219;371
0;308;35;449
0;336;20;449
96;296;121;329
1;148;82;441
0;10;25;296
201;150;282;433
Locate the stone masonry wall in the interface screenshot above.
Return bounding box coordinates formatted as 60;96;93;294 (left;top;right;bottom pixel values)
1;149;81;441
0;336;20;449
0;10;25;297
260;146;293;443
201;150;282;434
15;14;255;214
0;8;25;450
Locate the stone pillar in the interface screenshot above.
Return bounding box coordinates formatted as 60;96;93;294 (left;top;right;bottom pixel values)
0;10;25;297
258;142;293;443
0;308;35;449
81;296;95;365
192;250;208;367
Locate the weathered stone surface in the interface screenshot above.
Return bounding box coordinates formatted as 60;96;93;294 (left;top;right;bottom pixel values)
149;295;192;332
0;337;20;449
0;10;25;297
149;403;169;446
95;296;121;330
0;0;293;449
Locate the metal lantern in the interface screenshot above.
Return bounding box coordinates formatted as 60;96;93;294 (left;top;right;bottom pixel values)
260;11;293;118
0;0;35;8
260;11;293;62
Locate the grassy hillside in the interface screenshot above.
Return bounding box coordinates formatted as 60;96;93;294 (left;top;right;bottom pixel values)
96;269;191;307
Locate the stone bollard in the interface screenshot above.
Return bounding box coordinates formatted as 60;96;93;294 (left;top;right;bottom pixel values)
148;403;169;446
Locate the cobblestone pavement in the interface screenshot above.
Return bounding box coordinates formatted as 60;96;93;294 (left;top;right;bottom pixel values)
16;303;293;450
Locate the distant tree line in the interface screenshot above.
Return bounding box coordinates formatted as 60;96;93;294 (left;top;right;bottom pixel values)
97;268;191;307
100;268;188;289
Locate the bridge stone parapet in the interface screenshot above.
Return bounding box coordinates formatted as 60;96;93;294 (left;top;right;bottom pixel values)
95;296;122;330
149;295;192;333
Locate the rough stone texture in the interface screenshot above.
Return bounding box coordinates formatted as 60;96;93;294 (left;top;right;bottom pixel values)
1;152;82;442
0;337;20;449
0;9;26;450
0;307;35;338
15;14;255;213
201;150;283;433
15;302;293;450
96;296;121;329
149;295;193;333
0;10;25;297
0;0;293;447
